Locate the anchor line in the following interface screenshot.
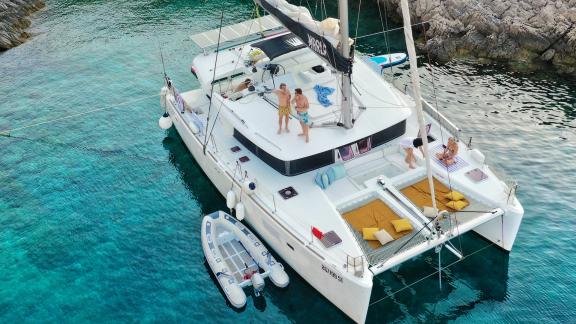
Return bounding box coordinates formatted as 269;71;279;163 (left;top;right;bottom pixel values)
0;94;159;137
368;241;496;307
355;20;432;40
1;133;168;166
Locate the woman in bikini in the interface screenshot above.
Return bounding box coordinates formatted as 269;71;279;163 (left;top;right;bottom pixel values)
436;137;459;166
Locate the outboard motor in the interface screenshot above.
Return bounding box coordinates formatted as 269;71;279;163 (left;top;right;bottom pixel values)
251;273;265;297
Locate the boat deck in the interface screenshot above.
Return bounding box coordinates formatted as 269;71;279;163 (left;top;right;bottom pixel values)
174;40;516;270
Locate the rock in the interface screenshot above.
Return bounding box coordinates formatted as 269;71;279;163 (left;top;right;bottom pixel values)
540;48;555;61
378;0;576;73
0;0;45;51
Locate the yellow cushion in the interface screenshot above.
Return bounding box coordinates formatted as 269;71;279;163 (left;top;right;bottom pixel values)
390;219;413;233
362;227;380;240
444;190;465;201
446;199;469;211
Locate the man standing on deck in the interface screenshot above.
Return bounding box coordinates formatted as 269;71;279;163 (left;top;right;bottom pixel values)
273;83;291;134
292;88;310;143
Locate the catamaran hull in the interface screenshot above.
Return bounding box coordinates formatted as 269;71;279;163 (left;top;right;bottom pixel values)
165;100;373;323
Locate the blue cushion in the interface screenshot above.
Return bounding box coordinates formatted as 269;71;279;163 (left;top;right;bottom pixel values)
326;168;336;183
314;172;325;189
331;164;347;180
321;173;330;189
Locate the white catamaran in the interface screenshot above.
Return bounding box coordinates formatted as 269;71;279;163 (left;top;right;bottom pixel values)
158;0;524;322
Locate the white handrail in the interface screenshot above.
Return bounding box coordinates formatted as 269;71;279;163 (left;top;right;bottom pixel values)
421;98;462;139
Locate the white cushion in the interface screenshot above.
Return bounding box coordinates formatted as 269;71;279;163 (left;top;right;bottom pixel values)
423;206;438;218
374;229;394;245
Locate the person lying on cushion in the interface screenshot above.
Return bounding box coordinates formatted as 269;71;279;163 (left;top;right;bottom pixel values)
400;135;434;169
436;137;459;166
234;78;253;92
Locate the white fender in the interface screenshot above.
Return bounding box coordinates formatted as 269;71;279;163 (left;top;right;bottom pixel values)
235;202;245;221
226;190;236;209
158;113;173;130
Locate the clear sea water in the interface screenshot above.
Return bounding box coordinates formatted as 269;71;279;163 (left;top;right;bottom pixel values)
1;0;575;322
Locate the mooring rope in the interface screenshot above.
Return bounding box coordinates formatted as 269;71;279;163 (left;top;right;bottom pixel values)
369;241;495;307
355;20;432;40
0;94;159;137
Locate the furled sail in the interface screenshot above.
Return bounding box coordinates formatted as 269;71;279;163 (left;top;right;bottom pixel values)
254;0;352;73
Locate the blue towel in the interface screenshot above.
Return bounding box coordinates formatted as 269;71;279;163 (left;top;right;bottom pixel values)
313;85;335;107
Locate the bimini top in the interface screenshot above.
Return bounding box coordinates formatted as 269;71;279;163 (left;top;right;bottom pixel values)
251;33;307;61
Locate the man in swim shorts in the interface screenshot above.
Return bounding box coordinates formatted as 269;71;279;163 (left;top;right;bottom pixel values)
273;83;291;134
292;88;310;143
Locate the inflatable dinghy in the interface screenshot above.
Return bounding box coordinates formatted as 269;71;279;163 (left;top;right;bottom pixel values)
201;211;289;308
370;53;408;68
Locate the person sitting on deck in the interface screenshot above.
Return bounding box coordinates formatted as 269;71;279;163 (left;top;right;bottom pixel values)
234;78;252;93
400;135;434;169
436;137;459;166
292;88;310;143
272;83;291;134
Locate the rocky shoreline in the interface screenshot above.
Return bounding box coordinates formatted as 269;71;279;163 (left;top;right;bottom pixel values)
0;0;45;51
380;0;576;73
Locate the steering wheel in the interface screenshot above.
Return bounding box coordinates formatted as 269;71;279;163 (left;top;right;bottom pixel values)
260;63;286;84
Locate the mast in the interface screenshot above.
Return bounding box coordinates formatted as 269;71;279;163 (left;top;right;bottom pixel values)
338;0;354;129
400;0;437;211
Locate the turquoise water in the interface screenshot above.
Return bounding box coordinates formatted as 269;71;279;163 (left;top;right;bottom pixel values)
1;0;575;322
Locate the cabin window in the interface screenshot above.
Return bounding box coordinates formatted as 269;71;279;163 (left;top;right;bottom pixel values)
232;119;405;176
372;119;406;147
233;129;333;176
337;145;356;161
357;137;372;154
288;151;334;175
335;137;370;162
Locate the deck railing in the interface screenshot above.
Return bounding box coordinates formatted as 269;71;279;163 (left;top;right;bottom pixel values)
391;82;462;139
421;98;462;140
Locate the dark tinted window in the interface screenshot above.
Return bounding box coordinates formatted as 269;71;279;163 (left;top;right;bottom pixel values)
372;120;406;147
288;150;334;176
259;148;287;175
233;119;405;176
234;129;257;154
234;129;332;176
